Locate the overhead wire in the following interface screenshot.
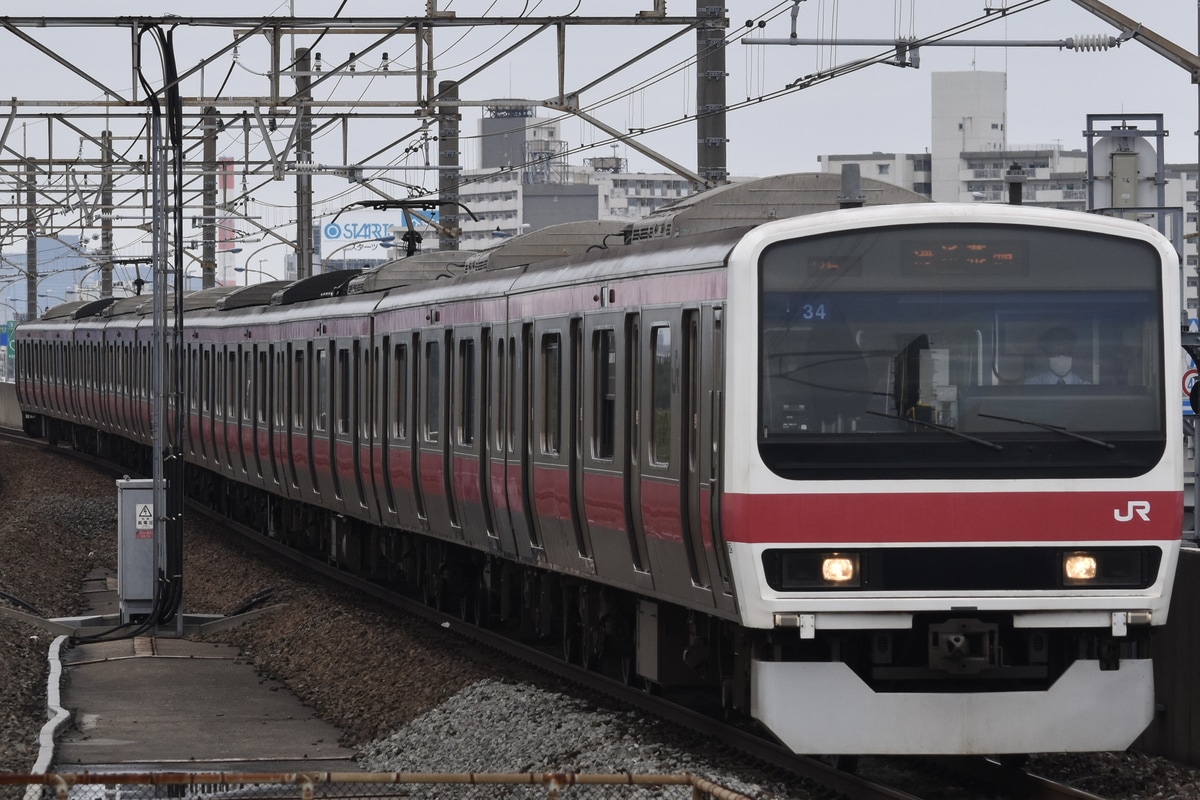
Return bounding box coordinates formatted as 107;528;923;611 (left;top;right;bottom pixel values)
437;0;1052;196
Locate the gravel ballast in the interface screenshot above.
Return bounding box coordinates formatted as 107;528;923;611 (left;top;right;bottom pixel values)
3;440;1200;798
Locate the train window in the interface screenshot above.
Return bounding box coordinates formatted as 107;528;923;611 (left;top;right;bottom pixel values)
257;350;268;425
227;349;238;419
337;348;351;435
459;338;475;445
216;348;226;416
542;332;561;455
495;342;506;452
186;349;194;410
201;349;211;414
758;223;1166;480
508;337;518;453
392;343;407;439
593;329;616;460
650;325;672;466
292;349;305;428
356;342;369;440
425;339;440;441
315;347;329;433
275;351;286;428
243;350;253;421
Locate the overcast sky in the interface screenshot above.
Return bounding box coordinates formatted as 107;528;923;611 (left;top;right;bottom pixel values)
4;1;1199;277
11;1;1200;175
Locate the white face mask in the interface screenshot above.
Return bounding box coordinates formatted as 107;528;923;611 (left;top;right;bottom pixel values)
1049;355;1073;377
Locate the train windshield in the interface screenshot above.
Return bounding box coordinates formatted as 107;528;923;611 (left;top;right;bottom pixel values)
758;222;1166;479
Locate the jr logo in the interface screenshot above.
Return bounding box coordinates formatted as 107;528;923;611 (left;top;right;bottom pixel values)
1114;501;1151;522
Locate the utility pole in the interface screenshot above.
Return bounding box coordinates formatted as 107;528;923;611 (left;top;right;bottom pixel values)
24;161;35;319
438;80;461;251
201;107;218;290
695;2;729;190
295;48;314;278
100;130;113;298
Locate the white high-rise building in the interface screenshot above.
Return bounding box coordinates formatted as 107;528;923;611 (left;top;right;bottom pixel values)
931;72;1008;202
819;71;1089;210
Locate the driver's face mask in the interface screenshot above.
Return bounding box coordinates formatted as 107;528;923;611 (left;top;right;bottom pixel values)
1049;355;1073;377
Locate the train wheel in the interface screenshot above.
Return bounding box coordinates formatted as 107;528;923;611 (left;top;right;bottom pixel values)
422;577;444;611
719;678;736;721
562;617;582;664
619;655;639;687
473;584;491;629
820;755;859;774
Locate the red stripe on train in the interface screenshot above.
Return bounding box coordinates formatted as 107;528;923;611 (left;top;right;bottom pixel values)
722;491;1183;543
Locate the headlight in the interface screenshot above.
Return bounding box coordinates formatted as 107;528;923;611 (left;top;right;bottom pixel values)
1064;553;1098;582
1062;549;1145;587
764;550;862;590
822;556;857;583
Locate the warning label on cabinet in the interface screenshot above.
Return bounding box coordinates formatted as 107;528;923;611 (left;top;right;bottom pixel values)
136;503;154;539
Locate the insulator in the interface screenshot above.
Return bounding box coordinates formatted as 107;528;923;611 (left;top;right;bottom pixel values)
1069;33;1113;52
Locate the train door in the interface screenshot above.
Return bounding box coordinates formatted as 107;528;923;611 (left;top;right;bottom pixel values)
478;327;498;541
376;335;395;520
184;343;197;459
307;341;321;495
519;324;543;556
625;315;651;575
638;310;714;605
483;326;518;556
531;321;571;562
496;329;532;558
582;312;651;585
410;331;426;523
265;344;280;488
285;342;303;493
700;305;735;607
239;345;253;478
200;344;212;466
380;332;421;529
680;309;712;592
325;341;348;505
568;317;595;569
450;327;494;548
415;328;459;539
352;338;369;511
224;345;237;473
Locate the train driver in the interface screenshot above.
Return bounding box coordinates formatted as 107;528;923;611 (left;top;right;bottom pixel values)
1025;325;1091;385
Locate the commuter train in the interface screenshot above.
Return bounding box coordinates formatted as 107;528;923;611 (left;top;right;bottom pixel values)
14;182;1183;755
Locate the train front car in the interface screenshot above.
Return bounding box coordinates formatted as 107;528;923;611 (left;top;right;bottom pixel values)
723;203;1182;755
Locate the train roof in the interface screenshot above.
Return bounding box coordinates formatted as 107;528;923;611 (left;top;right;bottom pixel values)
462;219;628;272
625;171;930;241
347;251;466;295
102;294;154;318
217;281;294;310
270;269;362;305
40;297;117;320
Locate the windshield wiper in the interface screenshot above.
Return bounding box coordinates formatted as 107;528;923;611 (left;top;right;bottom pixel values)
977;412;1115;450
866;410;1003;451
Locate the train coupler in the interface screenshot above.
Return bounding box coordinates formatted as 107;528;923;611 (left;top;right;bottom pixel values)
928;618;999;674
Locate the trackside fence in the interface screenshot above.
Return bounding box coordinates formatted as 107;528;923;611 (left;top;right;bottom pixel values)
0;772;756;800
